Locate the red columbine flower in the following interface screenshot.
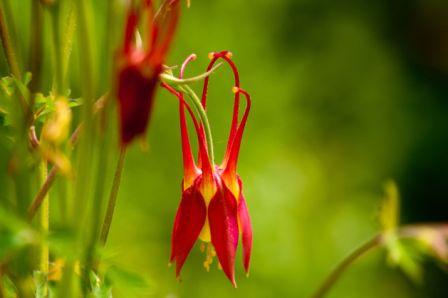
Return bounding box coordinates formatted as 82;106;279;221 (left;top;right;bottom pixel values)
117;0;180;145
162;51;253;287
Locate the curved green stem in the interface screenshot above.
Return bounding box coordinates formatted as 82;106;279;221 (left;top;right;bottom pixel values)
160;62;222;85
311;223;448;298
180;84;215;164
311;235;381;298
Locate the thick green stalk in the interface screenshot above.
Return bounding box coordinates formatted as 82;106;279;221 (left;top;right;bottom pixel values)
0;0;20;79
49;3;64;96
61;0;95;295
61;1;76;81
37;161;49;296
29;0;43;93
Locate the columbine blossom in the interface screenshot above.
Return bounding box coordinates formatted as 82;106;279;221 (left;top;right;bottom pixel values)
117;0;180;145
163;51;253;286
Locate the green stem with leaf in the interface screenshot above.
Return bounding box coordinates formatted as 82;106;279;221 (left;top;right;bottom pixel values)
310;223;448;298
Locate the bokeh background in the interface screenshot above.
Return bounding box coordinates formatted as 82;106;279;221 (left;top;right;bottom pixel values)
2;0;448;297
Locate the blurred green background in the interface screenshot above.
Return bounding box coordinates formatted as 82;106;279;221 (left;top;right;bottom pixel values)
2;0;448;297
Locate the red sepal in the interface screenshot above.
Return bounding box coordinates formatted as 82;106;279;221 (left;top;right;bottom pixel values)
117;64;161;145
170;185;206;277
208;182;239;287
238;194;252;274
222;88;251;178
117;0;181;146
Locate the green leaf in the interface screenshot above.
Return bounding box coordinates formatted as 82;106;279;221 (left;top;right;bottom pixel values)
47;228;78;261
104;265;154;296
33;270;48;298
385;238;423;283
1;275;18;298
88;271;112;298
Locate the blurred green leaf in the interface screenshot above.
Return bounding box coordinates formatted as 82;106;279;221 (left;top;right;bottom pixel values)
89;271;112;298
104;265;153;296
384;235;423;283
379;180;400;232
1;275;17;298
33;270;47;298
47;228;78;261
34;93;81;123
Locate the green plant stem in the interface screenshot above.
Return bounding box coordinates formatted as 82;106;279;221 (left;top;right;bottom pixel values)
27;124;82;220
28;166;57;220
73;0;95;228
99;148;126;246
49;3;64;96
61;1;76;81
27;0;44;127
29;0;43;93
180;84;215;164
37;161;49;296
310;223;448;298
0;0;20;79
311;235;381;298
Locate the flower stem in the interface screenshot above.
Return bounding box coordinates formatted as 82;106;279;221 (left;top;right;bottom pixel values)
28;166;57;220
29;0;43;93
180;84;215;164
0;0;21;79
311;235;381;298
99;148;126;246
37;160;49;296
49;3;64;96
310;223;448;298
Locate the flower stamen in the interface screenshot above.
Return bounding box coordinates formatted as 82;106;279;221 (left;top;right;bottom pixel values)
203;242;216;272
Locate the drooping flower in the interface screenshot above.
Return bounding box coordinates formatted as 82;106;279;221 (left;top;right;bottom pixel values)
163;51;253;286
117;0;180;145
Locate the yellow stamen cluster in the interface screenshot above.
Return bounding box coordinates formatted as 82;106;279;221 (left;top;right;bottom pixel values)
200;242;216;272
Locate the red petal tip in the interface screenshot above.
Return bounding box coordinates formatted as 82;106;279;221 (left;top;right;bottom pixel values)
171;187;206;278
238;194;253;275
209;183;239;288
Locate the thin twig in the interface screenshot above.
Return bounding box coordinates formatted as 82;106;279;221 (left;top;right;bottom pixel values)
99;148;127;246
28;166;57;220
27;124;82;220
310;223;448;298
311;235;381;298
